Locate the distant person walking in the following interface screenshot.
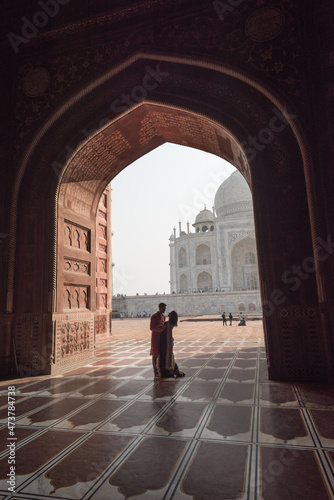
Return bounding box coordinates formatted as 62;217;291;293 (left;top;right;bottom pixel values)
150;302;166;378
222;312;227;326
229;313;233;326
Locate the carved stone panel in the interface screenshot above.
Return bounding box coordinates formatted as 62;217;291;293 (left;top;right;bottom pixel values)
99;259;107;273
63;285;89;310
54;312;94;371
64;221;90;251
60;321;90;357
97;293;108;309
63;258;91;275
14;315;45;376
98;209;107;221
99;224;107;240
95;186;112;313
95;314;108;336
245;7;285;42
228;230;255;248
278;308;323;380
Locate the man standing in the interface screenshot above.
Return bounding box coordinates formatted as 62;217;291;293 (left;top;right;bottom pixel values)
150;302;166;378
229;312;233;326
222;312;227;326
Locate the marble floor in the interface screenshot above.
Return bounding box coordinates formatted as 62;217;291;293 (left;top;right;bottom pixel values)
0;318;334;499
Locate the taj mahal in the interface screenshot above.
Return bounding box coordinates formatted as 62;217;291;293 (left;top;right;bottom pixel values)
113;170;262;317
170;170;260;296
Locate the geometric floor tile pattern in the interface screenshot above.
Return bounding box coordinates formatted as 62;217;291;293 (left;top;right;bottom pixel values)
0;318;333;499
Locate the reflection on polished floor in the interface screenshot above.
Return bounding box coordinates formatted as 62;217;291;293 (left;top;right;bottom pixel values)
0;318;334;499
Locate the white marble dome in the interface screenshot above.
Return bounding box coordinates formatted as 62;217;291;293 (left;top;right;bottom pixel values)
214;170;252;218
194;207;214;224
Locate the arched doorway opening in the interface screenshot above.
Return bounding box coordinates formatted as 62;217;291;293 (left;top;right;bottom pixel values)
8;55;329;381
55;103;250;372
231;236;259;291
197;272;213;293
195;245;212;266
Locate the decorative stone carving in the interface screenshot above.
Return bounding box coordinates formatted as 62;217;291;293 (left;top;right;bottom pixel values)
100;294;107;308
245;8;285;42
53;312;94;370
139;116;160;146
228;230;255;248
95;314;108;336
278;307;323;379
14;315;43;375
64;221;90;251
98;209;107;220
22;67;50;97
101;193;107;208
99;224;107;239
63;285;89;310
61;131;131;186
99;259;107;272
63;258;91;275
60;320;91;357
279;308;317;319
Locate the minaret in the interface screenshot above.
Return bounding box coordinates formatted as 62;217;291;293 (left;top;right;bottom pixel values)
169;229;177;293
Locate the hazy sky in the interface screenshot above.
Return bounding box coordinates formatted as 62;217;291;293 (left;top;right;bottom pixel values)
111;143;236;296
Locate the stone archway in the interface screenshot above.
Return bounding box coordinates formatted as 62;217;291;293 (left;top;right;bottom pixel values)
197;272;213;292
178;248;187;268
5;54;330;381
196;244;212;266
180;274;188;293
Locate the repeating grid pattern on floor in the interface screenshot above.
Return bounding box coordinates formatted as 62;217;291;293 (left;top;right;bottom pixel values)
0;336;334;500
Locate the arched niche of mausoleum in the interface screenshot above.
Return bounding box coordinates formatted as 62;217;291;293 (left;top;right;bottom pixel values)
180;274;188;293
178;248;187;268
245;251;256;265
247;275;258;290
197;272;213;292
196;244;211;266
231;237;258;291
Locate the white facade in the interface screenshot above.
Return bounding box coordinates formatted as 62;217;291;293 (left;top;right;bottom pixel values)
169;171;260;294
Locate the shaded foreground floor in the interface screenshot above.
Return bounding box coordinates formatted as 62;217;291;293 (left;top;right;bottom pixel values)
0;318;334;499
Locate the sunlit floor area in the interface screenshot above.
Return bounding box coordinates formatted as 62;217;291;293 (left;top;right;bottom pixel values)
0;318;334;499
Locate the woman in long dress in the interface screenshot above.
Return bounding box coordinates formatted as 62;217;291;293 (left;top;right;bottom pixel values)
159;310;185;378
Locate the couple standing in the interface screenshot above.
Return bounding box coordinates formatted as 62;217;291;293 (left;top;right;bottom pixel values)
150;302;185;379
